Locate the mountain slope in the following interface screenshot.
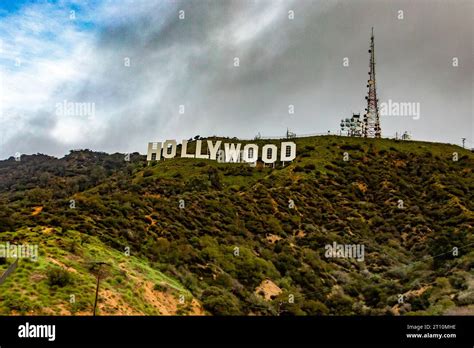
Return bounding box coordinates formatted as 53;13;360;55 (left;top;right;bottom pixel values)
0;136;473;315
0;227;203;315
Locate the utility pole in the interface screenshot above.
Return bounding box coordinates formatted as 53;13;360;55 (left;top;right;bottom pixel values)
462;138;466;149
91;261;109;316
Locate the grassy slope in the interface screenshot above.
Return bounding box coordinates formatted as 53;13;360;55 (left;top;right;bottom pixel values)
0;227;201;315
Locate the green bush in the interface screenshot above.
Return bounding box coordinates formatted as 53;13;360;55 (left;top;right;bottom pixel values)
449;273;468;290
46;267;73;287
303;300;329;315
142;169;153;177
201;286;242;315
4;295;34;313
153;283;170;292
294;166;304;173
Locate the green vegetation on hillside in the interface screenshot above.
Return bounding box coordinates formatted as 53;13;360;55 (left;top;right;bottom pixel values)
0;136;473;315
0;227;198;315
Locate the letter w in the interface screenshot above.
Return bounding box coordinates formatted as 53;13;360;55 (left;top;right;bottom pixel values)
224;143;241;163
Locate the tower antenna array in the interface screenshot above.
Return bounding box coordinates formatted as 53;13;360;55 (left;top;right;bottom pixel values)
364;27;381;138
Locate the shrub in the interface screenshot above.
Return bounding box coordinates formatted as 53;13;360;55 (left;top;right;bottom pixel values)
142;169;153;177
410;292;430;311
341;144;363;151
449;273;468;290
201;286;242;315
46;267;72;287
294;166;304;173
153;283;170;292
207;167;222;190
4;295;34;313
185;177;209;191
456;291;474;306
303;300;329;315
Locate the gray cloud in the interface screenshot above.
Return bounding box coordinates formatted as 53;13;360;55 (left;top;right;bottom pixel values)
2;0;472;158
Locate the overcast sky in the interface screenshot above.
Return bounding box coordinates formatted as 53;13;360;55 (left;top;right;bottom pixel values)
0;0;472;159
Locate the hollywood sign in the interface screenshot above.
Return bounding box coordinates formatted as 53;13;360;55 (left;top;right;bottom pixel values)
147;140;296;164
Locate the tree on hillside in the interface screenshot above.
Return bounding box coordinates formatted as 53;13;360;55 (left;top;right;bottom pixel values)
207;167;222;190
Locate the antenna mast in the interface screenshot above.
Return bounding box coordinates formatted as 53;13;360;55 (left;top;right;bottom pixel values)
364;27;381;138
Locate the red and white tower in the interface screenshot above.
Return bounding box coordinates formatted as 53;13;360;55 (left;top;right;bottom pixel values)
363;28;381;138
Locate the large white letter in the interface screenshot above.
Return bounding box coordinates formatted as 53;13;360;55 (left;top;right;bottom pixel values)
181;140;194;158
280;142;296;162
224;143;242;163
243;144;258;163
207;140;222;160
147;142;162;161
262;144;277;164
162;140;177;159
195;140;209;159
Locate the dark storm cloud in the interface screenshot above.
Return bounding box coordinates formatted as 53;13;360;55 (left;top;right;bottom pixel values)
2;0;472;158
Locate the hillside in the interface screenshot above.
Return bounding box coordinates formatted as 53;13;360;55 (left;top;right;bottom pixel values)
0;227;202;315
0;135;473;315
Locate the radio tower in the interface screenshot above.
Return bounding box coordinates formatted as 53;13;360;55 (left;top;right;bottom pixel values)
363;27;381;138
